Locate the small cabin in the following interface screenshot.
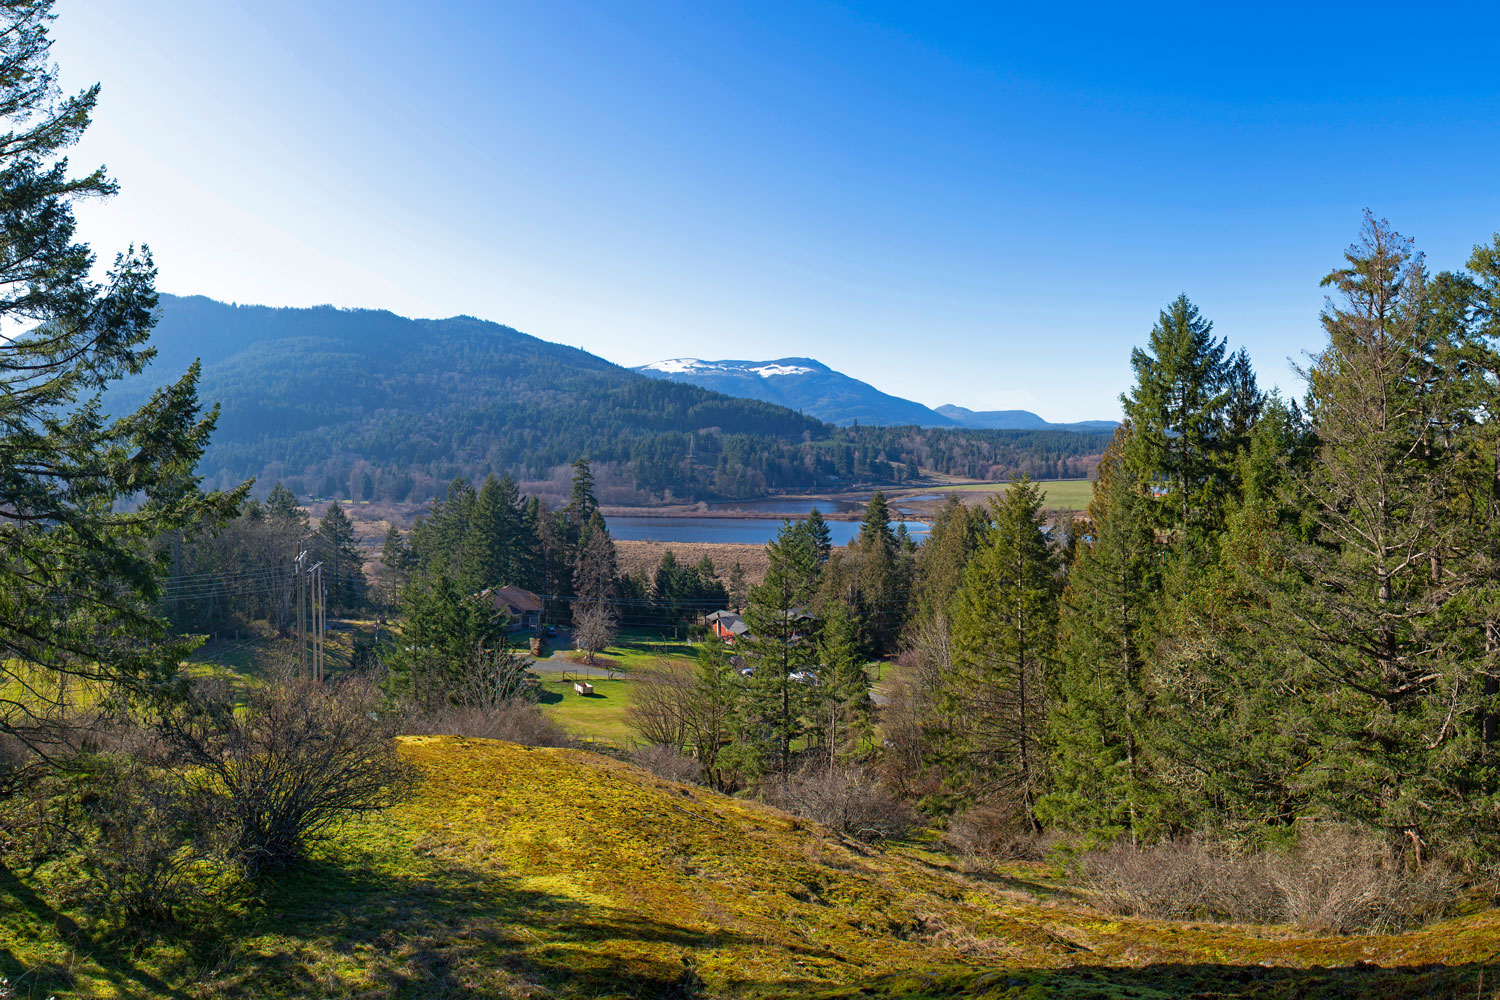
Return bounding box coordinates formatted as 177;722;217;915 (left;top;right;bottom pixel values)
481;585;544;631
706;609;750;644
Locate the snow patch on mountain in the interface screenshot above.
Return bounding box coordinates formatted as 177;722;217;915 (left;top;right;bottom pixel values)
641;358;711;374
749;364;814;378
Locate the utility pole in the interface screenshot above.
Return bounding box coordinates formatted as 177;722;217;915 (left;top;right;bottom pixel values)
308;560;325;681
295;548;308;676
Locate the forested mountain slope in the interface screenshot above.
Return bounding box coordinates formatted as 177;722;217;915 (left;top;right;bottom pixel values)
119;296;1111;502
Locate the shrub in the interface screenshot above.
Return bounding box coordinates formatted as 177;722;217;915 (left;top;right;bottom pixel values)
943;801;1053;864
158;671;416;876
52;750;225;925
1079;825;1462;933
403;702;576;748
763;767;917;843
632;743;702;784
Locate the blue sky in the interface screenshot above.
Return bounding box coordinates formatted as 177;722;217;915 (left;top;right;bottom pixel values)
56;1;1500;421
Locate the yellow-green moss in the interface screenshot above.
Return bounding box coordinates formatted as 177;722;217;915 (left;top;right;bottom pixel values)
0;736;1496;998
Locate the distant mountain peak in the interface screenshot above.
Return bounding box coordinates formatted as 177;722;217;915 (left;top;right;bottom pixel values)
640;357;823;378
634;356;1118;431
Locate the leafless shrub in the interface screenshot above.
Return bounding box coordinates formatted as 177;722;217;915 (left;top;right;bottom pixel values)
1082;839;1279;922
42;749;226;925
403;702;576;748
624;659;694;752
763;766;917;843
455;642;535;709
1080;825;1462;933
944;801;1055;865
632;743;702;784
1268;826;1461;934
158;671;416;876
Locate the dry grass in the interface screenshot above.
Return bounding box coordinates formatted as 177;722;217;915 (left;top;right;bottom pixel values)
616;539;772;587
1080;828;1464;934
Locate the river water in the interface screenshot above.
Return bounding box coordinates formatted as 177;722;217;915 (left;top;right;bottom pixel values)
605;516;929;545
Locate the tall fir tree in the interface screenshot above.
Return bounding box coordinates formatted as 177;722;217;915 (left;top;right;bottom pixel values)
1255;215;1498;861
931;478;1057;820
742;520;821;773
1039;431;1170;842
1120;293;1237;548
314;501;365;611
0;0;243;740
566;458;599;536
572;510;618;609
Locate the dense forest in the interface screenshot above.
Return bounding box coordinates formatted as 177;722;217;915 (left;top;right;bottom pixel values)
114;295;1111;503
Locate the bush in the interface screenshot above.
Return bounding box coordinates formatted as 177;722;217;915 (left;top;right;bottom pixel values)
632;743;702;784
159;671;416;876
52;750;225;925
1080;825;1462;933
762;767;917;843
403;702;576;748
943;801;1054;864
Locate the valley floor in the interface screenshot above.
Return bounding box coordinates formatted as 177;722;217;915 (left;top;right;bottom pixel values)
6;737;1497;998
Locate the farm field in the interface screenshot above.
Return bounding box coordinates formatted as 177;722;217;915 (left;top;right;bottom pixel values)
4;736;1494;998
895;478;1094;512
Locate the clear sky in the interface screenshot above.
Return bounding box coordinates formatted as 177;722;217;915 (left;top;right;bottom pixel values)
55;1;1500;421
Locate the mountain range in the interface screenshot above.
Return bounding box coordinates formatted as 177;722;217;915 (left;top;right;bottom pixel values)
109;296;1115;504
634;358;1117;431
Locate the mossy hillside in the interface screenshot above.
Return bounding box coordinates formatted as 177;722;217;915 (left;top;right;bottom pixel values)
1;736;1497;998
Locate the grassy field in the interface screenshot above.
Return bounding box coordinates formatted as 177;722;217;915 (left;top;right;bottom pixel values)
902;479;1094;512
539;677;637;744
4;736;1496;998
532;627;701;745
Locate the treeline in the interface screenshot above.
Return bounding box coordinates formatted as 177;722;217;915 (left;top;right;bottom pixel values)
628;216;1500;896
896;215;1500;872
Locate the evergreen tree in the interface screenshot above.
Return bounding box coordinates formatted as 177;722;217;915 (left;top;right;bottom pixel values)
459;474;510;592
315;501;366;611
566;458;599;535
0;0;243;740
686;638;743;790
266;482;304;524
572;511;618;609
652;549;687;622
810;600;871;771
932;478;1057;820
853;489;903;652
727;562;748;610
1120;294;1237;546
387;575;510;709
1039;432;1168;842
379;524;413;608
1256;215;1498;861
742;520;821;773
911;495;987;626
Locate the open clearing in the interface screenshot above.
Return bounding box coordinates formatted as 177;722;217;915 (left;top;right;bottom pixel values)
6;736;1495;998
894;479;1094;513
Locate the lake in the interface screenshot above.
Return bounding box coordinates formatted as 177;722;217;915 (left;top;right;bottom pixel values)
606;516;929;545
702;497;863;515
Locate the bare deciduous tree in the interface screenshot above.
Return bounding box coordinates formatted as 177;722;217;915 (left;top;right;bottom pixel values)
573;603;617;665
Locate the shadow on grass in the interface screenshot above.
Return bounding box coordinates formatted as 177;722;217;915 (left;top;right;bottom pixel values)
0;860;193;1000
792;962;1500;1000
172;853;754;999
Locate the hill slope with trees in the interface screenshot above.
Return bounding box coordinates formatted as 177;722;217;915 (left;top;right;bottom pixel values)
115;295;1112;501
